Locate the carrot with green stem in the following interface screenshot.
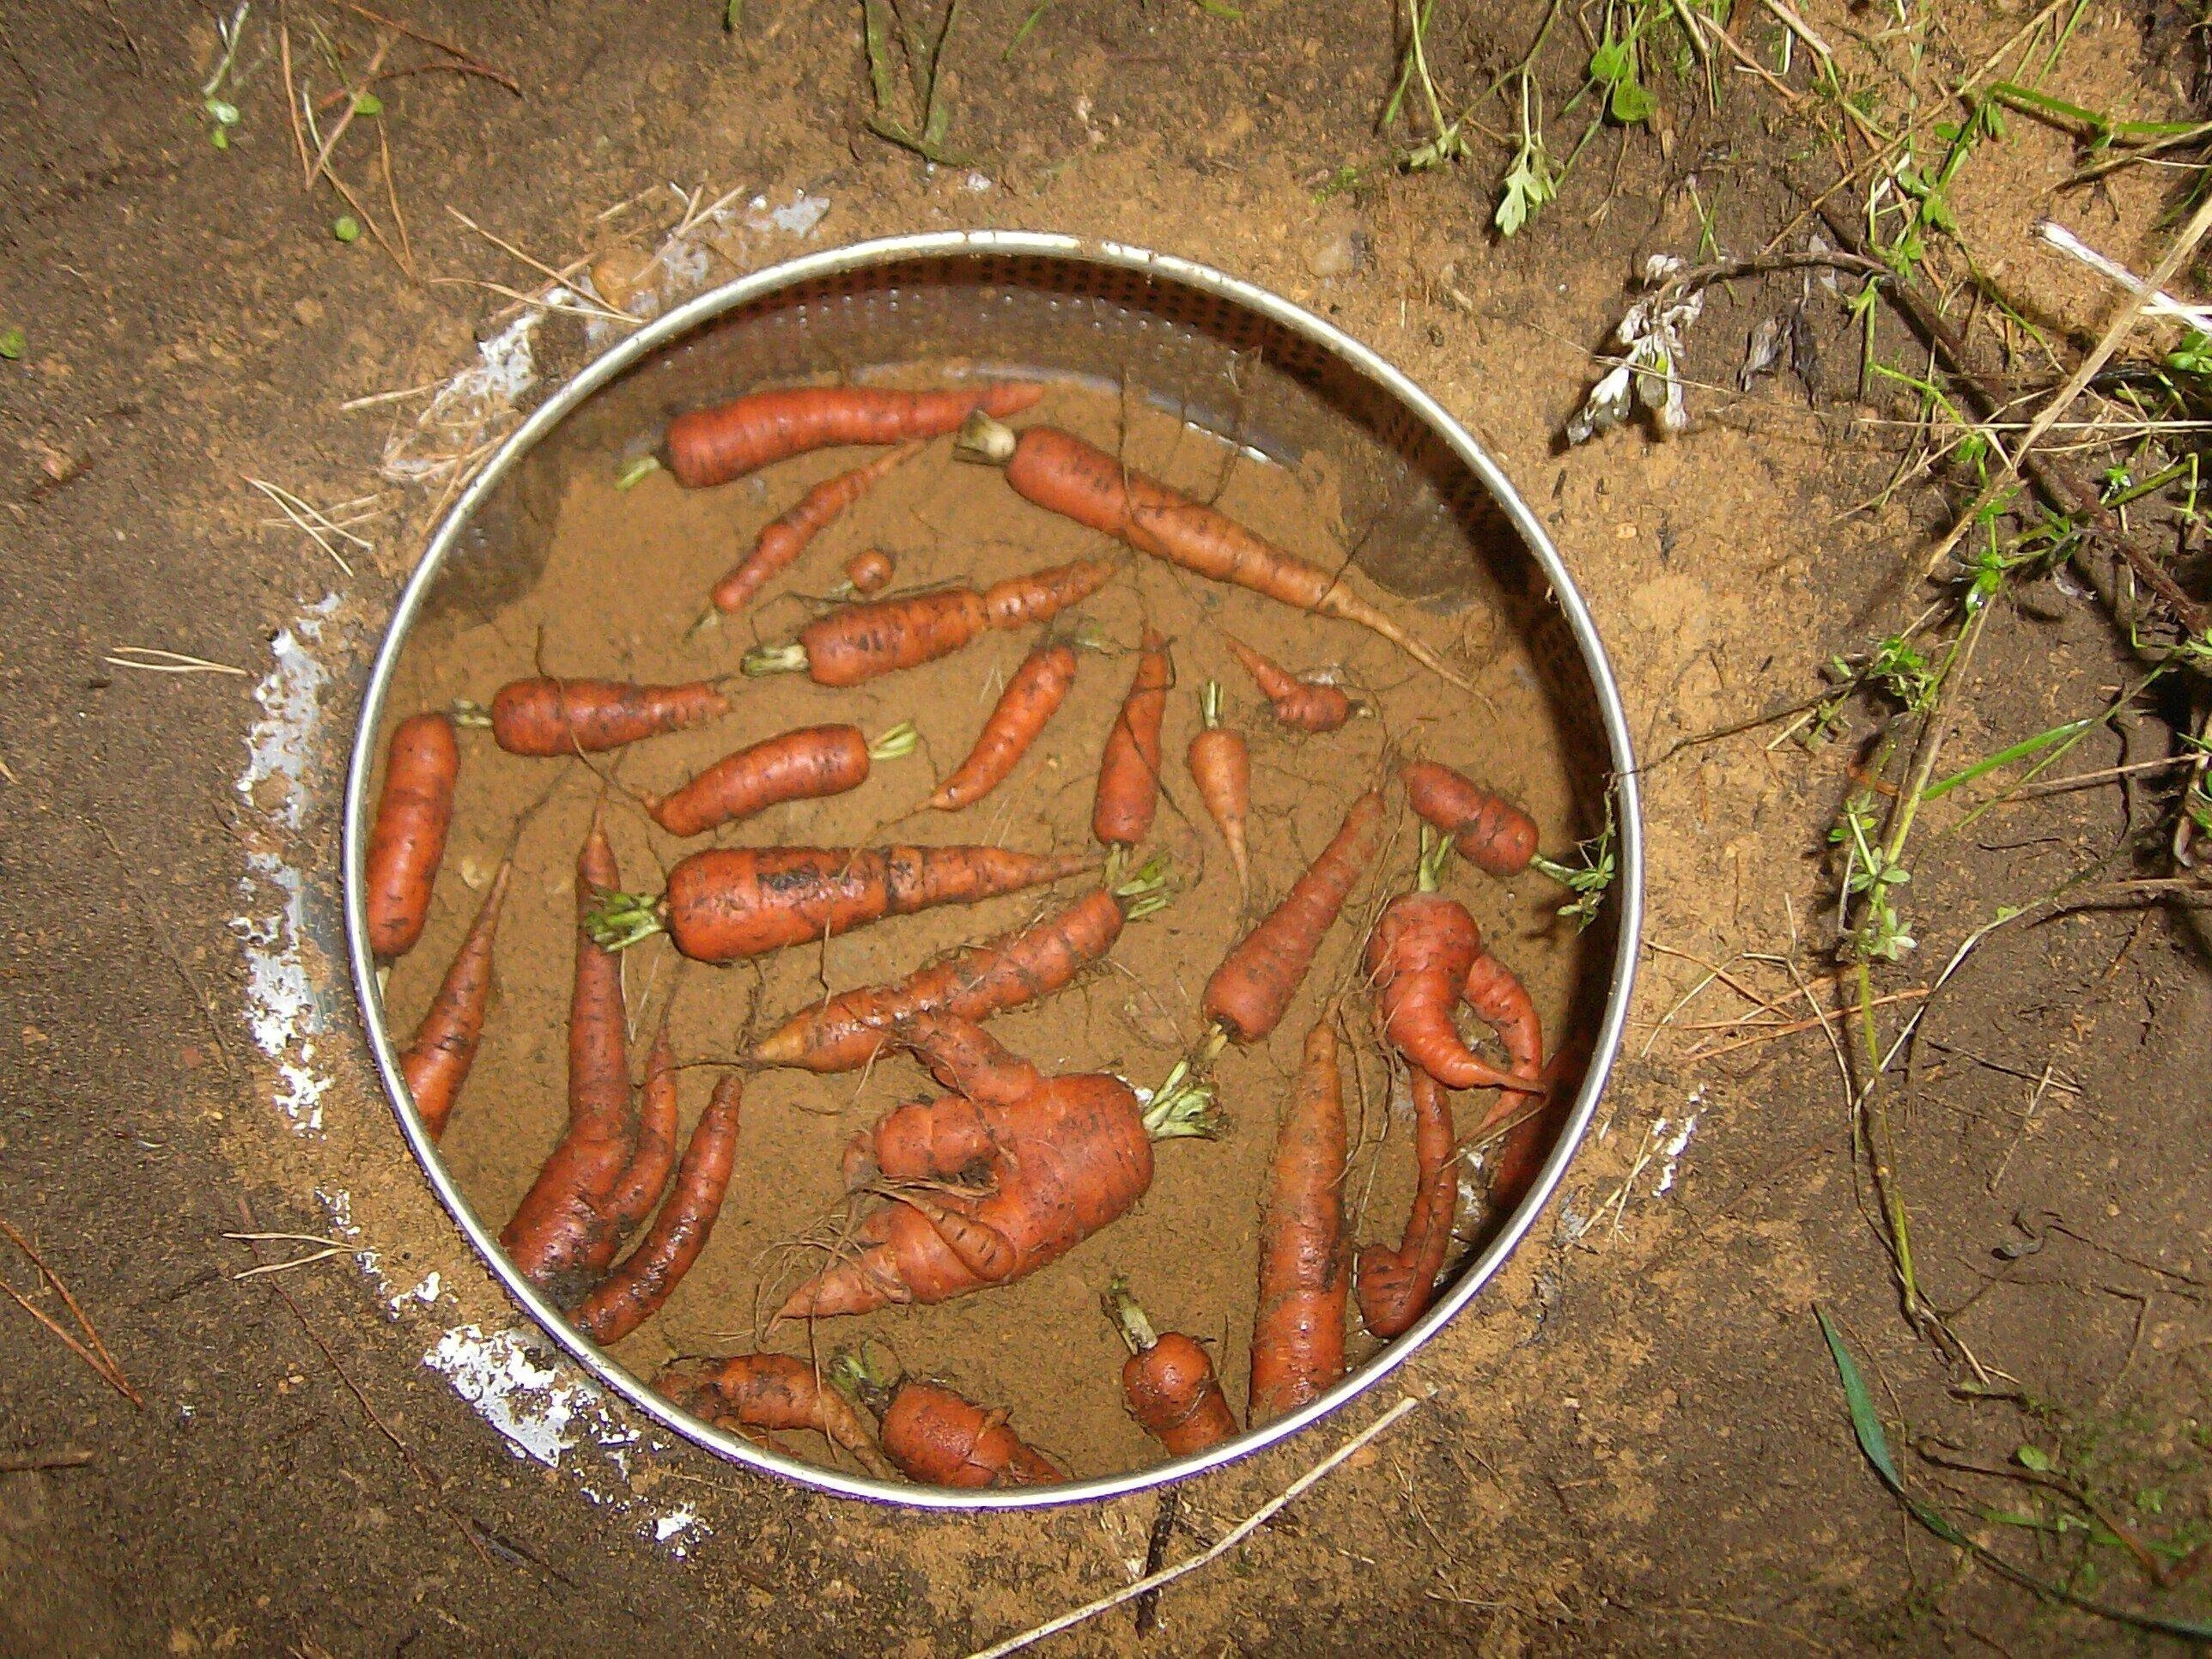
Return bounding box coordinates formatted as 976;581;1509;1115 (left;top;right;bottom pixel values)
957;414;1473;691
461;678;732;757
1185;679;1250;899
665;380;1044;488
927;636;1085;811
644;722;917;838
655;1352;893;1478
1092;627;1171;855
1249;1020;1350;1420
1221;633;1357;733
698;443;921;626
1355;1066;1458;1339
830;1351;1063;1488
1402;760;1538;877
398;859;511;1140
1104;1277;1239;1455
366;711;459;960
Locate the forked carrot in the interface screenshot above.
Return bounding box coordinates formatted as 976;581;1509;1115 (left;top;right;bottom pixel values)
1185;680;1250;898
398;859;511;1140
928;640;1081;811
703;443;920;619
1249;1020;1349;1420
1092;627;1171;850
1103;1278;1239;1455
644;722;917;838
665;381;1043;488
366;712;459;960
1222;634;1355;733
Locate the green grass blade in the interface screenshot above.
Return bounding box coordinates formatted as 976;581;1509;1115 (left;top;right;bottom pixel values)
1816;1304;1900;1492
1922;717;2093;801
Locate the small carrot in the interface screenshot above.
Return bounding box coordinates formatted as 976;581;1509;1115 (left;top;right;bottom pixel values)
572;1072;742;1344
837;547;896;597
474;678;731;757
1185;680;1250;898
1092;627;1171;850
958;415;1471;690
1249;1020;1349;1421
1355;1067;1457;1340
665;381;1044;489
655;1352;893;1478
831;1355;1063;1489
1199;791;1384;1051
1104;1278;1239;1455
599;1011;681;1235
928;641;1080;811
742;560;1114;687
365;712;459;960
1221;633;1355;733
1483;1044;1583;1218
644;722;917;838
704;443;920;619
1401;760;1539;877
398;859;511;1140
587;844;1096;961
749;860;1171;1073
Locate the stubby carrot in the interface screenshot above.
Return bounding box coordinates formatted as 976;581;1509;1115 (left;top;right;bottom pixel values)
1402;760;1539;877
1185;680;1250;899
476;678;731;757
1104;1278;1239;1455
655;1352;894;1478
1221;633;1355;733
958;415;1471;690
1355;1068;1458;1340
588;843;1096;961
644;722;917;839
366;712;459;960
741;560;1115;687
398;859;510;1140
1092;627;1171;850
830;1358;1063;1489
1249;1021;1349;1420
665;381;1043;489
704;443;919;619
749;861;1171;1073
929;641;1081;811
838;548;896;597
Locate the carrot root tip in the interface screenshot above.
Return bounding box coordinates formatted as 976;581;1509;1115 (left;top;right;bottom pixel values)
741;641;808;678
685;607;723;641
953;410;1018;465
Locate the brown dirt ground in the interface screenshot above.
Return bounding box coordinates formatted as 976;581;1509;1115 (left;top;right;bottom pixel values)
3;1;2209;1654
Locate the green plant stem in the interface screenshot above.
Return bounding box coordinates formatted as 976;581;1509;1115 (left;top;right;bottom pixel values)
1988;80;2212;142
1854;957;1923;1322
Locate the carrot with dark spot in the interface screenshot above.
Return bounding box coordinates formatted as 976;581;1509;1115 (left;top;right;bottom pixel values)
830;1354;1063;1489
1249;1021;1349;1420
1186;680;1250;898
477;678;731;757
398;859;510;1140
1355;1067;1458;1339
655;1352;893;1477
929;641;1081;811
1092;627;1171;851
665;381;1043;489
704;443;920;618
1402;760;1539;877
644;722;917;838
1222;634;1355;733
1104;1278;1239;1455
366;712;459;960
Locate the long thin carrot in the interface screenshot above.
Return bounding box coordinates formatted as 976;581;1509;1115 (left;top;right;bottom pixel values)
588;843;1096;961
1185;680;1250;898
398;859;510;1140
655;1352;894;1478
958;415;1472;690
928;641;1081;811
1092;627;1171;849
366;712;459;960
1104;1278;1239;1455
1249;1020;1349;1421
1484;1045;1583;1217
704;443;920;618
1355;1067;1458;1339
1402;760;1539;877
645;722;917;838
665;381;1043;489
1221;633;1356;733
599;1011;680;1233
473;678;731;756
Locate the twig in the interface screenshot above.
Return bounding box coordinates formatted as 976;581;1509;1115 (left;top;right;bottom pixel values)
441;208;636;325
0;1448;94;1473
103;647;247;676
379;119;415;280
278;14;310;179
0;1216;142;1406
303;34;392;191
337;2;520;94
2036;219;2212;332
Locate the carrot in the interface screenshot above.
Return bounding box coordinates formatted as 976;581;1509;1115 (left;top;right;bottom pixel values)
365;712;459;960
742;560;1115;687
599;1012;681;1233
1401;760;1539;877
1091;627;1171;849
1185;680;1250;898
1199;790;1384;1050
398;859;511;1140
588;843;1096;961
499;818;637;1291
665;381;1044;489
750;860;1171;1073
958;415;1471;690
1221;634;1355;733
572;1073;742;1344
832;1362;1063;1489
927;641;1080;811
645;722;917;838
654;1352;893;1478
1103;1278;1239;1455
705;444;919;618
1355;1067;1458;1340
1249;1020;1349;1420
775;1014;1214;1321
477;678;731;757
1464;947;1546;1097
837;547;896;597
1483;1044;1583;1219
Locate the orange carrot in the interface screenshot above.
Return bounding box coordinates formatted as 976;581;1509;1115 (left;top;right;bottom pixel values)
1464;948;1546;1100
839;547;896;596
1185;680;1250;898
481;678;731;757
750;861;1170;1073
742;560;1114;687
928;641;1080;811
1355;1067;1458;1339
707;444;919;617
1402;760;1539;877
599;1012;681;1233
398;859;510;1140
1249;1021;1349;1420
1484;1044;1583;1217
655;1352;893;1477
1092;627;1171;849
572;1073;742;1344
841;1368;1062;1489
959;415;1471;690
1199;791;1384;1049
665;381;1043;488
1222;634;1355;733
589;843;1095;961
1104;1278;1239;1455
645;722;917;838
366;712;459;960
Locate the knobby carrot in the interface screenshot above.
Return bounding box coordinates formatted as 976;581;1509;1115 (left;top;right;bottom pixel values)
1402;760;1539;877
1104;1278;1239;1455
644;722;917;838
475;678;731;757
1355;1068;1457;1339
655;1352;894;1478
1221;633;1355;733
838;547;896;597
830;1356;1063;1489
741;560;1115;687
1186;680;1250;899
750;860;1171;1073
588;844;1096;961
366;712;459;960
958;415;1472;690
928;641;1080;811
1249;1021;1349;1420
705;443;920;618
1092;627;1171;849
665;381;1044;489
398;859;511;1140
